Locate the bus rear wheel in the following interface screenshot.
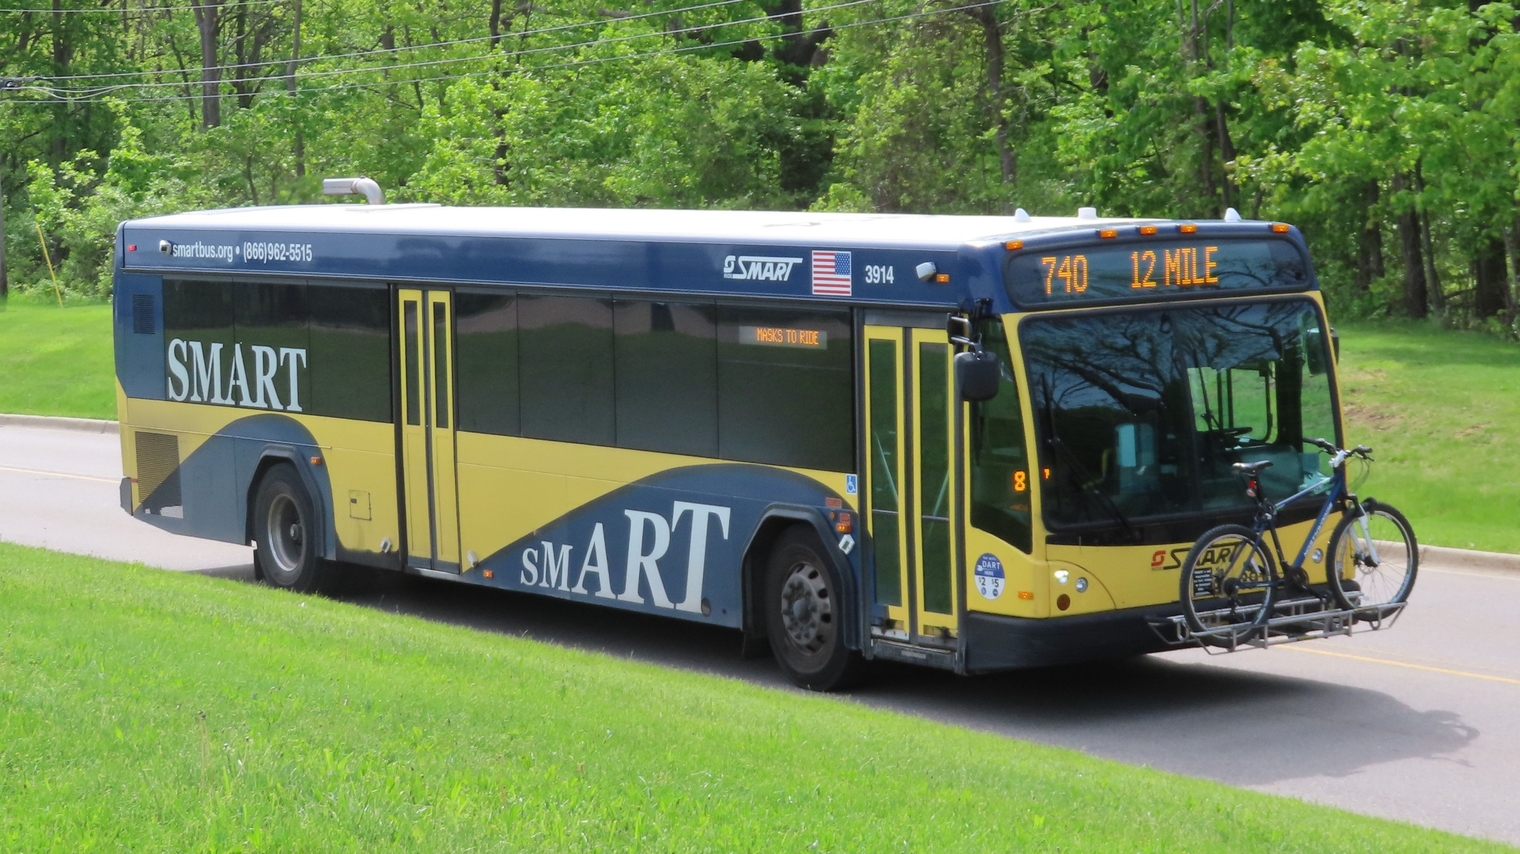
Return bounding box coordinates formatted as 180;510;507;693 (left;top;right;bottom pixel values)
253;464;331;594
764;527;862;691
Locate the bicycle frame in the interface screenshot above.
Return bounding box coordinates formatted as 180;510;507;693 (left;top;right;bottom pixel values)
1249;462;1364;582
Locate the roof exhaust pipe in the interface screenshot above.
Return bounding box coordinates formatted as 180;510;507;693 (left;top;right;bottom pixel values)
322;176;384;205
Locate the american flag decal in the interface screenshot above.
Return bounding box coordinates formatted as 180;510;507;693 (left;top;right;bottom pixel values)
811;250;852;296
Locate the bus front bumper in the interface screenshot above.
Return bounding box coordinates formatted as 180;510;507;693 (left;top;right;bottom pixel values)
960;605;1183;673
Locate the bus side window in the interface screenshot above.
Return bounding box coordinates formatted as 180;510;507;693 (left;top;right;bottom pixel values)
613;300;718;457
715;305;853;472
518;294;616;446
308;285;391;423
969;320;1032;553
456;291;520;436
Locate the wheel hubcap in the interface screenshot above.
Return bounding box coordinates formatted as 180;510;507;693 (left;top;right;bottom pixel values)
779;561;832;654
266;494;305;576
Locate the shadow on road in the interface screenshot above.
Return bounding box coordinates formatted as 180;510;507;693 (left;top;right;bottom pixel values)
195;561;1476;788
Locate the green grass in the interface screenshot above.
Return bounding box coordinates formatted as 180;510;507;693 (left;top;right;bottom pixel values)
0;543;1507;852
1336;322;1520;554
0;298;116;419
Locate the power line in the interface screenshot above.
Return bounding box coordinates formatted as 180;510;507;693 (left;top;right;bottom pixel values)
0;0;289;13
35;0;756;83
8;0;1019;104
27;0;875;97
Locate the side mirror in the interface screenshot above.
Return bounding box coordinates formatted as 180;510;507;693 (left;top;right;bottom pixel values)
956;350;1001;401
1304;327;1334;375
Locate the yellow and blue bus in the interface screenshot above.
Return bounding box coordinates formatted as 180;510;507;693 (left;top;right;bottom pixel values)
113;197;1358;689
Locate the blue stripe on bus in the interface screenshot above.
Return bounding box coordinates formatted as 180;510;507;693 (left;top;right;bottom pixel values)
470;464;850;628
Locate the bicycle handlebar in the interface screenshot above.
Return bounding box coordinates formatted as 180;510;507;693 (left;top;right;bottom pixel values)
1301;438;1373;471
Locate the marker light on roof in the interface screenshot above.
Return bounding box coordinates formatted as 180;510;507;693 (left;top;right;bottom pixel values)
1005;240;1024;251
1272;223;1291;233
1178;223;1199;234
1138;225;1158;236
1098;229;1118;239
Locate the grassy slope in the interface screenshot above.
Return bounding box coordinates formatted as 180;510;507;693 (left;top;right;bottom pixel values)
1336;322;1520;554
0;543;1506;852
0;300;116;419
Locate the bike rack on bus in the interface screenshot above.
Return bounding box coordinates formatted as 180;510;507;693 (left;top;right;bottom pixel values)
1147;596;1408;653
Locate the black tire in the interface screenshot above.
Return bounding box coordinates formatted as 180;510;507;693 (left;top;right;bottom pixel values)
764;527;863;691
1327;499;1417;611
1179;524;1277;643
252;464;332;594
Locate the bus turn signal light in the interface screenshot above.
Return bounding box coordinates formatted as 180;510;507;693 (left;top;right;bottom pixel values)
1018;590;1034;600
934;273;950;283
835;514;852;534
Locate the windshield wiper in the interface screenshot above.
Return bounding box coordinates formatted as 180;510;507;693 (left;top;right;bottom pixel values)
1046;434;1141;544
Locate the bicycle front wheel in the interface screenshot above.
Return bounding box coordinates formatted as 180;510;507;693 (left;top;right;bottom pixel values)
1327;499;1418;611
1180;524;1278;642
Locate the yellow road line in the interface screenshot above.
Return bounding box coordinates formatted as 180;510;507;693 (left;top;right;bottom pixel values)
0;464;117;484
1285;646;1520;686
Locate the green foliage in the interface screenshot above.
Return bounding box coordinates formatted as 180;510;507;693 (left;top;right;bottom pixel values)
1;0;1517;326
22;118;195;297
0;540;1509;851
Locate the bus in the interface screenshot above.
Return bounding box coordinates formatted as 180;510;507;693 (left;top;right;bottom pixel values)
112;193;1391;690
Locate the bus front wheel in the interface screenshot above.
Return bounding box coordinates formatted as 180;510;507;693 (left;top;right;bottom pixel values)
253;464;332;594
764;527;863;691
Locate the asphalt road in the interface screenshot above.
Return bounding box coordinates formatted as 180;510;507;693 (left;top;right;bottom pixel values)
3;421;1517;846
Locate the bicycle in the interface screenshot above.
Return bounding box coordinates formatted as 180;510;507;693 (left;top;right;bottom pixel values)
1178;439;1418;645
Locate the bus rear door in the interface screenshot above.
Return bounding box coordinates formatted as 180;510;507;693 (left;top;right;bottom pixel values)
863;316;962;645
398;288;462;573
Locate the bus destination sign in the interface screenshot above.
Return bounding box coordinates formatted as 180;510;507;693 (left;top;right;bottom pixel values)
1004;238;1311;307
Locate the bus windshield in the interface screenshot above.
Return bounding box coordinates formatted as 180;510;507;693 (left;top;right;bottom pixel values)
1019;298;1337;535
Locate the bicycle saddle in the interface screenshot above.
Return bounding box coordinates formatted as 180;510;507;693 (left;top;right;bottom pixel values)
1232;460;1273;475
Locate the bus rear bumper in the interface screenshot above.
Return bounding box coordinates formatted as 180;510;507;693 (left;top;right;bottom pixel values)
961;606;1181;673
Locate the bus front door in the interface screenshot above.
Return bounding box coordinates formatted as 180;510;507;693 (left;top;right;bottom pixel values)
398;288;462;573
863;319;961;645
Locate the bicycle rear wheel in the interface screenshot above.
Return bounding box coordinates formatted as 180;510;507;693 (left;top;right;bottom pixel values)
1327;499;1417;611
1180;524;1278;644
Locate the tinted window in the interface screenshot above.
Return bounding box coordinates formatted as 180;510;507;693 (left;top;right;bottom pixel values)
717;306;853;471
519;294;615;445
614;300;718;456
969;319;1032;552
233;282;309;412
308;285;391;422
162;279;235;404
456;291;520;435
